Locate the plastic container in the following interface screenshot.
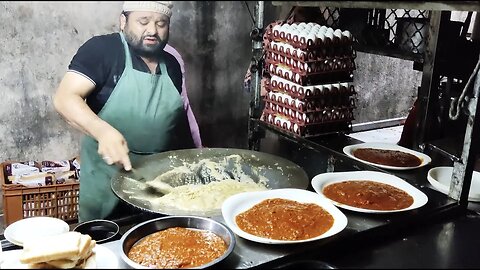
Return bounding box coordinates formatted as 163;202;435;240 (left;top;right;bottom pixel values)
1;161;79;227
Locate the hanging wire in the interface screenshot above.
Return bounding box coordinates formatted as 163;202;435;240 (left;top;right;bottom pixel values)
449;55;480;120
244;1;256;25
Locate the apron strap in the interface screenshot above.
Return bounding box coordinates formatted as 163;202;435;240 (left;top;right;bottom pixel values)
119;32;134;69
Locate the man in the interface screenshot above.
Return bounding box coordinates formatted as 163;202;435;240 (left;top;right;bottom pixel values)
53;1;201;221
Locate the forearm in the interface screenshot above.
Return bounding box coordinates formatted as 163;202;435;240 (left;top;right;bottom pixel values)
54;92;111;141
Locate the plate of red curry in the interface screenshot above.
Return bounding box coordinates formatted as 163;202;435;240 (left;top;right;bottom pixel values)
343;142;431;170
221;188;348;244
311;170;428;213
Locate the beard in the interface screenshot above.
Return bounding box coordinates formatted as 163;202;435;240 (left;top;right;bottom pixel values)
123;27;168;59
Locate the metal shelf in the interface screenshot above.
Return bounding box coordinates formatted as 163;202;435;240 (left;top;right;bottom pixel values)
272;1;480;12
249;1;480;214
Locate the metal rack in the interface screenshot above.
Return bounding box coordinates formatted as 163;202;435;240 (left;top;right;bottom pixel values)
248;1;480;211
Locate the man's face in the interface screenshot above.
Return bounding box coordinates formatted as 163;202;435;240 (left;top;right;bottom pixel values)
120;11;170;58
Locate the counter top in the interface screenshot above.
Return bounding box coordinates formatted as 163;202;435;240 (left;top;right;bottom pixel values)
1;131;475;268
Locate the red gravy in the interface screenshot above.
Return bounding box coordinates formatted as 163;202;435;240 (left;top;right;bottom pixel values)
323;180;414;210
353;148;422;167
235;198;334;240
127;227;227;269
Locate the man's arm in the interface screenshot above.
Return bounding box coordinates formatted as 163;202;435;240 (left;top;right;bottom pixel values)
53;72;132;170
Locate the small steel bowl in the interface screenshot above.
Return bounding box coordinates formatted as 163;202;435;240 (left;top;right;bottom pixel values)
120;216;236;269
73;219;120;244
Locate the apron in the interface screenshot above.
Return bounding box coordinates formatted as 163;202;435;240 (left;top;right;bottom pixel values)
79;32;194;222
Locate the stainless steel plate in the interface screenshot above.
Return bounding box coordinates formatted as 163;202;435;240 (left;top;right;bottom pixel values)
111;148;309;217
119;216;236;269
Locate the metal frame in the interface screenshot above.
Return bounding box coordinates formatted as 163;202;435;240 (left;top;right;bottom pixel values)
248;1;480;209
272;1;480;12
247;1;264;151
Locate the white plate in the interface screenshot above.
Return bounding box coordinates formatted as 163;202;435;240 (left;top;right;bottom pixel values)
0;245;119;269
427;166;480;202
311;170;428;213
4;217;70;246
343;142;431;170
221;188;348;244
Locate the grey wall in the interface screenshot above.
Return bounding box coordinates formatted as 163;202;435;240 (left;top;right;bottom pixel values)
0;1;420;163
0;1;122;161
352;53;421;123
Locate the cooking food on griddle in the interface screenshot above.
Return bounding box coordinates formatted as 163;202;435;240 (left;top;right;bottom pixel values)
322;180;414;210
352;148;422;167
135;154;268;212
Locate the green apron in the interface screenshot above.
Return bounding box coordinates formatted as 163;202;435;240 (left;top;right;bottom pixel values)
79;32;194;222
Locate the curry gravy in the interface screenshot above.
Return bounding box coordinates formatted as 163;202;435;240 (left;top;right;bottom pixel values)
127;227;227;269
235;198;334;240
323;180;414;210
353;148;422;167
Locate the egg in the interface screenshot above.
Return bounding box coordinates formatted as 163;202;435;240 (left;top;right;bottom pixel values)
325;31;334;40
343;30;352;40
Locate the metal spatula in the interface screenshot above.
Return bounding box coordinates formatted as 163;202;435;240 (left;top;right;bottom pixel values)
130;168;147;181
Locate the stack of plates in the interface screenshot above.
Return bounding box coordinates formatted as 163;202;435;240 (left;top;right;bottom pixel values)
4;217;70;246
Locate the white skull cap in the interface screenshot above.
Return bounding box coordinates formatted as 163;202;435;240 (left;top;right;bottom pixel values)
122;1;173;17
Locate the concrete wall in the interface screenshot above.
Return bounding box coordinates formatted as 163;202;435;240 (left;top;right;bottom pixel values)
0;1;423;163
353;53;421;123
0;1;122;161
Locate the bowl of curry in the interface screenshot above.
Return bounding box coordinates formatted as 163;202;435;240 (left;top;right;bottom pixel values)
221;188;348;244
311;170;429;213
119;216;236;269
343;142;431;170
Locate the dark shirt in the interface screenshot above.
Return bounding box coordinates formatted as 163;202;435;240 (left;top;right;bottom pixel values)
68;33;182;114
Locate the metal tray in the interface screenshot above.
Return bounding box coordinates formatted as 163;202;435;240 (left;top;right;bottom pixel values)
111;148;309;217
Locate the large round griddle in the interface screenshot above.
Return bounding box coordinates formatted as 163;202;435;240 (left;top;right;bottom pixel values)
111;148;309;217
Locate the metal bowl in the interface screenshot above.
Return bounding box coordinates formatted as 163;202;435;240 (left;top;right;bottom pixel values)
73;219;120;244
119;216;236;269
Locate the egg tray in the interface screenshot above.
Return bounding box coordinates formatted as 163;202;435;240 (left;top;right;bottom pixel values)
265;60;354;86
264;28;355;51
265;50;356;75
266;77;356;101
264;89;356;113
263;98;355;124
260;109;353;137
265;42;356;63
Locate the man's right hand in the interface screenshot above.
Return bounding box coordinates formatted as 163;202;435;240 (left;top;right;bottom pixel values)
95;125;132;171
53;72;132;171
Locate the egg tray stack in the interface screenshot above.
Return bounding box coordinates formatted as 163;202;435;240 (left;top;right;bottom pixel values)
261;75;356;137
260;22;357;137
264;22;356;86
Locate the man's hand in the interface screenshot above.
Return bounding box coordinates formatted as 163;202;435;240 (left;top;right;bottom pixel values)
53;72;132;171
95;125;132;171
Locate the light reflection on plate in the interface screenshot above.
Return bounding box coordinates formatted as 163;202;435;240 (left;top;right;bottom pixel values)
427;166;480;202
343;142;431;170
311;171;428;213
4;217;70;247
221;188;348;244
